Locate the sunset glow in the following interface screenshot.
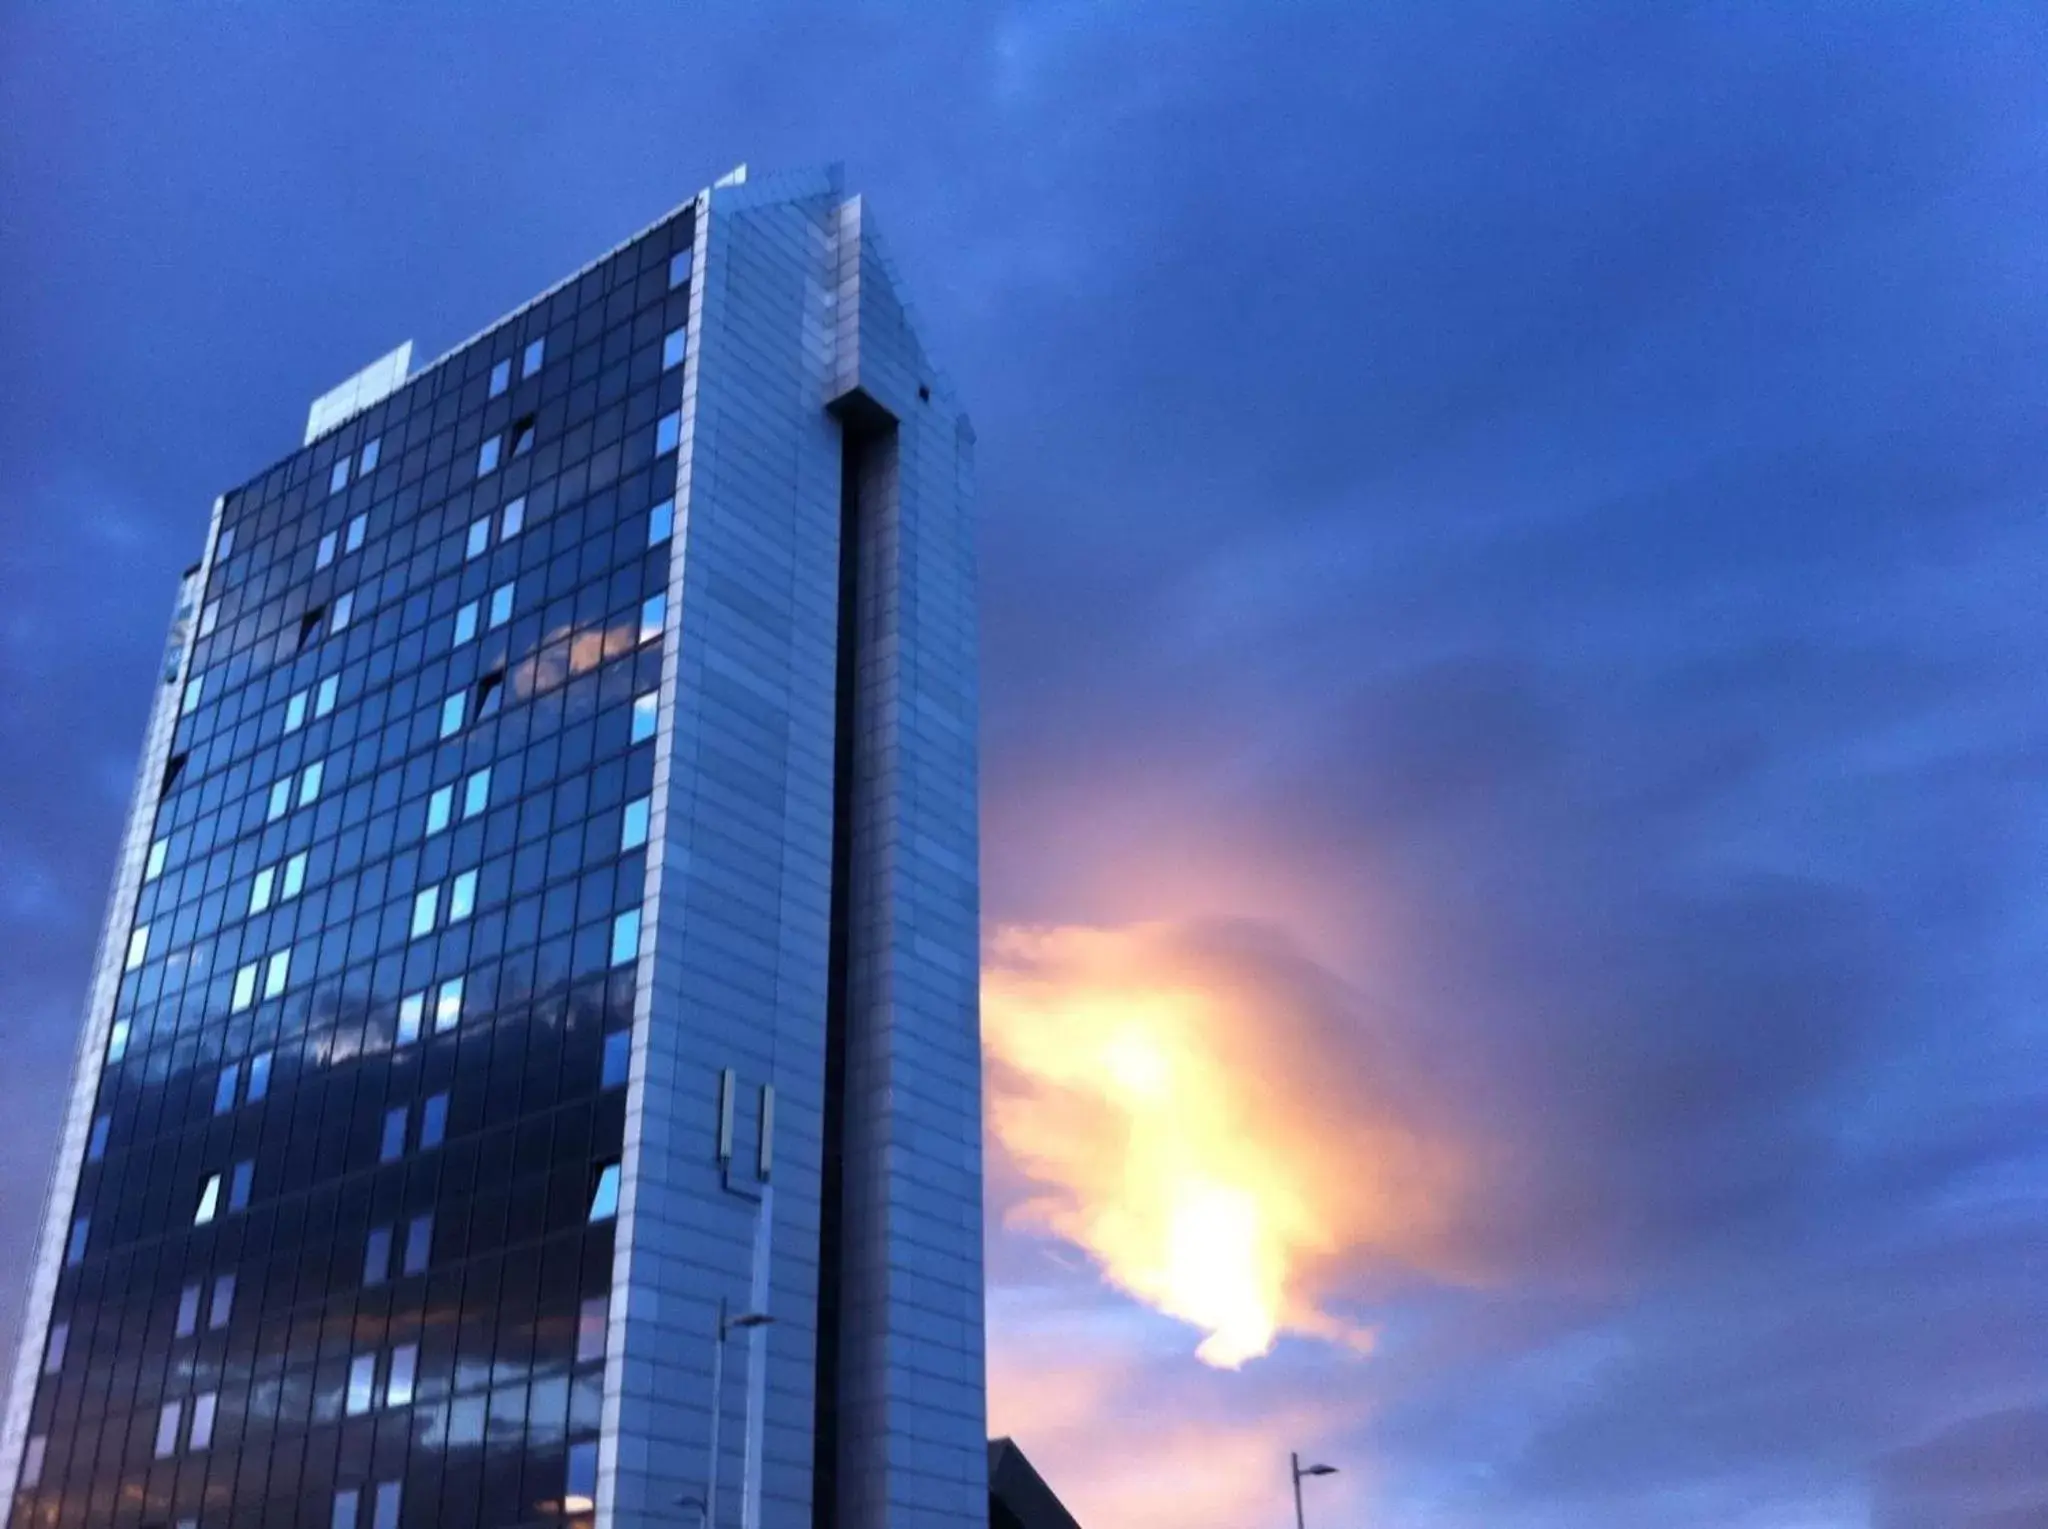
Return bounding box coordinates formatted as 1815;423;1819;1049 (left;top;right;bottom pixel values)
984;921;1455;1367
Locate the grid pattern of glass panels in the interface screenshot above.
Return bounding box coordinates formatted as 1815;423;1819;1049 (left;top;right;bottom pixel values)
10;205;695;1529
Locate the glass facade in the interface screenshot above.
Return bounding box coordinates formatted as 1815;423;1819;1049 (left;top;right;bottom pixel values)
9;206;695;1529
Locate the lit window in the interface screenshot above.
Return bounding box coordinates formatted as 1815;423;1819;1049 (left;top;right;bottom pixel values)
379;1106;407;1163
229;1159;253;1210
264;947;291;998
601;1030;630;1090
360;437;381;473
426;786;453;836
299;758;325;805
231;962;257;1011
175;1282;201;1337
125;924;150;971
250;866;276;914
87;1114;110;1161
331;590;355;632
662;327;687;369
316;530;338;570
364;1225;392;1285
462;767;491;818
488;581;514;628
267;779;291;821
434;977;464;1032
410;887;439;938
466;516;491;558
403;1213;432;1274
285;689;308;732
648;497;674;545
282;852;308;899
449;870;477;922
330;458;350;494
501;496;526;538
397;992;424;1045
576;1295;609;1363
155;1399;182;1458
213;1064;239;1114
347;1353;377;1414
453;600;479;646
372;1482;401;1529
107;1018;131;1062
21;1434;45;1489
668;248;691;288
42;1322;67;1375
489;358;511;397
611;908;642;966
386;1343;418;1407
145;837;168;880
640;592;666;643
477;435;501;475
180;673;204;715
522;337;545;377
194;1173;221;1224
65;1216;89;1266
621;795;649;851
199;598;219;637
510;418;535;457
332;1487;360;1529
210;1272;236;1328
656;410;681;454
439;691;466;738
566;1440;600;1513
420;1092;448;1149
190;1391;217;1450
631;691;658;742
247;1050;272;1101
346;513;367;553
316;674;339;716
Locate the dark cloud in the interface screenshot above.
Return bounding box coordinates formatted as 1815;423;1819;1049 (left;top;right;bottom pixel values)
4;4;2045;1525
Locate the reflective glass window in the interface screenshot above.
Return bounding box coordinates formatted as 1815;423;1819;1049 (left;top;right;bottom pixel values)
611;907;641;965
154;1399;181;1458
621;795;649;851
588;1162;620;1221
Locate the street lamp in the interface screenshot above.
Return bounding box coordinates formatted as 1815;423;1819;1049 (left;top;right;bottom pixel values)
704;1303;775;1529
1290;1452;1338;1529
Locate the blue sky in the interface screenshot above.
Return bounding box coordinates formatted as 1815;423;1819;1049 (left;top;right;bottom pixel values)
2;6;2045;1527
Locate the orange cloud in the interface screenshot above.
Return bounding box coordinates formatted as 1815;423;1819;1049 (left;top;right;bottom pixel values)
984;920;1467;1368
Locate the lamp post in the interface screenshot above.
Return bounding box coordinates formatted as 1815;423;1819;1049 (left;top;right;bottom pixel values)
704;1303;774;1529
1290;1452;1338;1529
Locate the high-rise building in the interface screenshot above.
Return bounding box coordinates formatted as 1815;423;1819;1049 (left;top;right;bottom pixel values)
1;164;984;1529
